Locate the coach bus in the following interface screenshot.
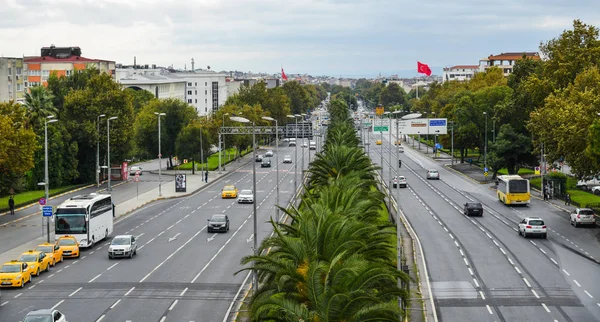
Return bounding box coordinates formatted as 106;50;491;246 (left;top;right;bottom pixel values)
55;193;114;248
497;175;531;205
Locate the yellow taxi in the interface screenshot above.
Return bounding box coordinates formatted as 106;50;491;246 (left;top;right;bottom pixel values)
56;236;80;258
376;140;382;145
0;260;31;288
394;140;402;145
221;185;239;199
18;250;51;277
35;242;63;267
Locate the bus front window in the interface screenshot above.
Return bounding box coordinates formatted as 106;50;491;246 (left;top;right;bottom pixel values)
55;214;87;234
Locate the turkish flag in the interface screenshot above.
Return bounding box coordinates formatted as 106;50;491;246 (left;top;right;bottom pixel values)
417;61;432;76
281;67;288;81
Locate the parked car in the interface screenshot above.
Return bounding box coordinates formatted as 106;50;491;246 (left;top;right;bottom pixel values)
108;235;137;259
464;202;483;216
392;176;407;188
426;169;440;180
23;309;67;322
570;208;597;227
265;150;274;157
207;214;230;233
283;155;292;163
261;159;272;168
518;217;547;238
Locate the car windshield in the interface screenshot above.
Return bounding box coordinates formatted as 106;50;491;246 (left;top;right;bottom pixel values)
429;170;438;173
285;156;291;158
580;209;594;215
528;220;544;226
240;190;252;195
0;264;21;273
211;216;226;222
58;239;76;246
224;186;235;191
111;238;131;245
398;176;406;180
24;316;53;322
19;254;37;262
36;246;53;253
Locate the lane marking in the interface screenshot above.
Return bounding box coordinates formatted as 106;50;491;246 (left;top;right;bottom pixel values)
468;268;474;276
574;280;581;287
486;305;493;314
168;299;178;310
110;299;121;309
562;269;570;276
523;278;531;288
107;262;119;270
473;279;480;288
0;301;8;307
124;286;135;296
13;293;22;298
532;289;540;298
159;317;166;322
463;258;469;266
584;290;594;298
541;303;551;313
550;258;557;265
96;315;105;322
479;291;485;300
51;299;64;310
499;248;506;255
69;287;82;297
180;287;188;296
28;285;35;290
88;274;102;283
514;267;522;274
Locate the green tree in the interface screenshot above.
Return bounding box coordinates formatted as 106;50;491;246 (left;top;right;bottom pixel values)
125;88;156;115
175;120;212;165
23;85;57;129
282;81;311;114
489;124;534;175
379;82;407;108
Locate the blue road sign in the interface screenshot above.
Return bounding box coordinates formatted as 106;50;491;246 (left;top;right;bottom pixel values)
42;205;53;217
484;167;489;172
430;119;447;127
435;143;443;149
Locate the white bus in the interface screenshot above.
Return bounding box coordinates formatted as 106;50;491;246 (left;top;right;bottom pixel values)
55;193;114;248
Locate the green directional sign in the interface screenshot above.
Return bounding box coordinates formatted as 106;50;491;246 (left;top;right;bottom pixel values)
374;126;389;132
363;123;372;127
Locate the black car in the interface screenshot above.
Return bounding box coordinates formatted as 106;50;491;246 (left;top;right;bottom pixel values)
255;155;263;162
261;159;272;168
207;214;230;233
464;202;483;216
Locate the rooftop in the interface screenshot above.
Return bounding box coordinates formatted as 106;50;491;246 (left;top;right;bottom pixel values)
24;56;114;63
487;52;540;61
446;65;479;70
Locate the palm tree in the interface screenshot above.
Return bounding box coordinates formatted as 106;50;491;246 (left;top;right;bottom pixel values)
23;85;57;129
307;145;379;189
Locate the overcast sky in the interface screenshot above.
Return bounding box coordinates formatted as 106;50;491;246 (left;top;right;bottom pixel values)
1;0;598;77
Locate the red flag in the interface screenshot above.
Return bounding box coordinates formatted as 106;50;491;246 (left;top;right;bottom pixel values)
417;61;432;76
281;67;288;81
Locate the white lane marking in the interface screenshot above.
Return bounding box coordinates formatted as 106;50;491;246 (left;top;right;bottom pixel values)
530;240;537;246
479;291;485;300
51;299;64;310
486;304;493;314
13;293;22;298
550;258;558;265
541;303;551;313
69;287;82;297
28;285;35;290
463;258;469;266
159;317;166;322
124;286;135;296
485;233;492;239
499;248;506;255
515;267;522;274
574;280;581;287
180;287;188;296
48;273;55;278
493;240;499;246
562;269;570;276
459;249;464;256
96;315;105;322
539;248;546;254
88;274;102;283
468;268;474;276
107;262;119;270
454;241;459;247
110;299;121;309
473;279;480;288
523;278;531;288
168;299;178;310
0;301;8;306
597;303;600;307
508;258;514;265
532;289;540;298
140;227;206;283
73;260;79;264
584;290;594;298
136;233;145;238
81;256;86;259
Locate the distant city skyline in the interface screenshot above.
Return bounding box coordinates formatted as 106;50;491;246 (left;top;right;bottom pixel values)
1;0;596;77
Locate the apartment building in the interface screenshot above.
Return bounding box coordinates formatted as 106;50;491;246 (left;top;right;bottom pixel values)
479;52;540;76
0;57;25;103
442;65;479;83
180;72;228;116
24;45;115;88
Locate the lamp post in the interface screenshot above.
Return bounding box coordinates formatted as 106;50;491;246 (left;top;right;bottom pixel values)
450;121;455;166
382;111;389;177
96;114;105;187
483;111;488;172
154;112;166;196
219;112;229;173
287;114;300;194
262;116;280;223
300;113;306;174
42;116;58;243
107;116;118;192
230;116;258;293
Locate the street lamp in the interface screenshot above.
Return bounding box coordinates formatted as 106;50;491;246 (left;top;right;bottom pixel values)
154;113;166;196
300;113;307;174
219;112;229;173
97;114;105;187
382;111;390;177
287;114;300;194
230;115;258;293
41;115;58;243
107;116;118;192
483;111;488;172
262;116;280;223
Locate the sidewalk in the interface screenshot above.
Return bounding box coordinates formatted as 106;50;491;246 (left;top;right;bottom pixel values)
0;153;255;265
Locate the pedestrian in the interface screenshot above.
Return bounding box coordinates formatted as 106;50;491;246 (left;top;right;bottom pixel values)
565;194;571;206
543;191;548;201
205;171;208;183
8;196;15;215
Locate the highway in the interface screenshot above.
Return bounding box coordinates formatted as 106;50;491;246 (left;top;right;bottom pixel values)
364;125;600;322
0;143;311;322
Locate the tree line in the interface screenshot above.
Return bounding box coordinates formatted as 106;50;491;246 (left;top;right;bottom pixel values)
0;70;328;196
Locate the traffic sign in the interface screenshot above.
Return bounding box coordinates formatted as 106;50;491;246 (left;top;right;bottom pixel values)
375;107;384;115
484;167;489;172
39;198;46;206
484;172;489;177
42;205;53;217
374;126;389;132
435;143;443;149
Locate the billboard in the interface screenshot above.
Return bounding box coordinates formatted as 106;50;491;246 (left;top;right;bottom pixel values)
396;118;447;135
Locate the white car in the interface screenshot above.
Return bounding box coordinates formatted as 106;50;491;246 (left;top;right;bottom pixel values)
426;169;440;180
283;155;292;163
237;189;254;204
570;208;596;227
301;141;308;148
129;166;142;175
265;150;274;157
392;176;407;188
518;217;547;238
23;309;67;322
283;138;290;143
398;146;404;153
108;235;138;259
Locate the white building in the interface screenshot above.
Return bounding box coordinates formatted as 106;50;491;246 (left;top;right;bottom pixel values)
442;65;479;83
177;71;228;116
115;68;186;102
0;57;25;103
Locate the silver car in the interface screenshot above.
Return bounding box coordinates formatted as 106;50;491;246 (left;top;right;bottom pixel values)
426;169;440;180
23;309;67;322
108;235;137;259
570;208;596;227
283;155;292;163
265;150;274;157
237;189;254;204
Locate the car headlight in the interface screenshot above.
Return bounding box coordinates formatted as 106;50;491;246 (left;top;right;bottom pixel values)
15;275;22;280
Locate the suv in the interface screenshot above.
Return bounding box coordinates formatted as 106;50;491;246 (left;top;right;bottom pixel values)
108;235;137;259
426;169;440;180
570;208;596;227
464;202;483;216
208;214;230;233
518;217;547;238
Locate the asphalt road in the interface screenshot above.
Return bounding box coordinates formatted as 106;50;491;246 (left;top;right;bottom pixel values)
364;129;600;322
0;143;311;322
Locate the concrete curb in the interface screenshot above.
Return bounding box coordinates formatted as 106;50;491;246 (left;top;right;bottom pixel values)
443;164;487;185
